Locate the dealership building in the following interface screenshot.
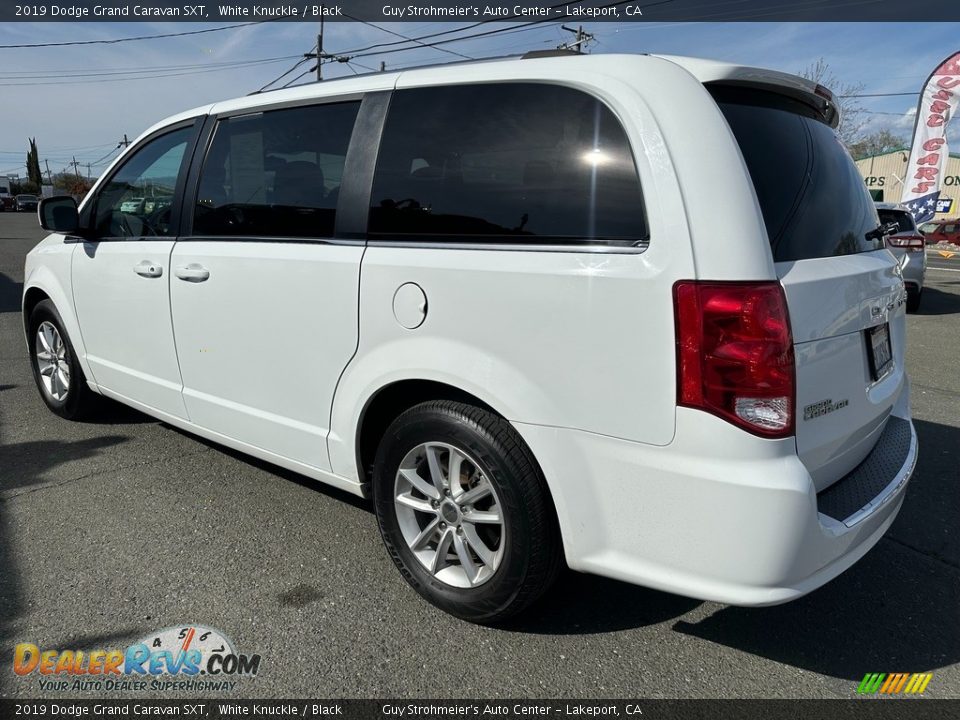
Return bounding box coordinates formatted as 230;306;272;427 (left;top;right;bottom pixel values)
856;149;960;218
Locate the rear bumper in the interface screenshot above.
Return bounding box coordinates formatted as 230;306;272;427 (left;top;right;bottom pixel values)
513;397;916;606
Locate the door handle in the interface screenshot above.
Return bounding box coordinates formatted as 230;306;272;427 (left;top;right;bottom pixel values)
175;264;210;282
134;260;163;278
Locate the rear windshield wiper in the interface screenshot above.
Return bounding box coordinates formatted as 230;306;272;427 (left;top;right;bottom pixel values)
866;222;899;241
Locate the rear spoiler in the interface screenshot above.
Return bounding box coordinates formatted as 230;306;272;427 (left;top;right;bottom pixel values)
653;54;840;128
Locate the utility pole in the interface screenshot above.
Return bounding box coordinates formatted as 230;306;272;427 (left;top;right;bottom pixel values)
70;156;81;179
318;13;324;81
121;134;130;148
44;159;52;184
86;162;91;179
302;16;325;81
380;61;386;72
559;25;594;54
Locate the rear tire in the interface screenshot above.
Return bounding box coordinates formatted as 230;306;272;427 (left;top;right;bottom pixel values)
372;400;562;623
28;299;99;420
906;288;922;313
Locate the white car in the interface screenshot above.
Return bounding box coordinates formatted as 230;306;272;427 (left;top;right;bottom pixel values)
23;53;916;622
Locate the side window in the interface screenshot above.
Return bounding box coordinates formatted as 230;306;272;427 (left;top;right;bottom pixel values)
369;83;648;247
193;101;360;238
93;127;192;238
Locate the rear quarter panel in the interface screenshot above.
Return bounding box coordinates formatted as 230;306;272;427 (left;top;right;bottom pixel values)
328;57;715;480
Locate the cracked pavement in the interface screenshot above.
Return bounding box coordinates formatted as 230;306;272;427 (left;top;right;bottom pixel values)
0;213;957;699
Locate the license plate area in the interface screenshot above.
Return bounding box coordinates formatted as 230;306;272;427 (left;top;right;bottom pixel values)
867;323;893;381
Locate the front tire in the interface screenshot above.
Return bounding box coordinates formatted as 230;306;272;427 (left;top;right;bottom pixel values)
28;299;98;420
372;400;561;623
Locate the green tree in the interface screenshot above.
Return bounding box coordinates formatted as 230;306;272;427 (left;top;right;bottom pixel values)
26;137;43;187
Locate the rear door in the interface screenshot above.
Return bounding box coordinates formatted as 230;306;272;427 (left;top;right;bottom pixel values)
712;86;907;489
169;100;364;471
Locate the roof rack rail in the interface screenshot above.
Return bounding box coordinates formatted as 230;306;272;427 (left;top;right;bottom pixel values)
521;49;580;60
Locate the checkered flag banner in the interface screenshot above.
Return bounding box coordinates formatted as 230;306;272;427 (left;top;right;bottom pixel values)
901;51;960;223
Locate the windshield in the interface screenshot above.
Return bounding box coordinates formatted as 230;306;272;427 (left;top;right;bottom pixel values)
877;209;917;234
710;85;883;262
18;195;37;201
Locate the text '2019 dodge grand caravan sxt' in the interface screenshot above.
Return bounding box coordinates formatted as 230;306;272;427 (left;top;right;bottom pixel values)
24;53;917;622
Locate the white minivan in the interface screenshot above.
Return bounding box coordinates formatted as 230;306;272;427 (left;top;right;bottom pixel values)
24;53;917;622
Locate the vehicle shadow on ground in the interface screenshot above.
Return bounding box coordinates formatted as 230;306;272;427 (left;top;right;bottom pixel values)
916;285;960;315
161;424;371;514
77;397;156;426
506;570;702;634
0;271;23;314
672;417;959;680
0;434;133;646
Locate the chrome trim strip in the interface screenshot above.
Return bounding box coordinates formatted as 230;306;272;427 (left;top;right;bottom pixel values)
365;239;650;255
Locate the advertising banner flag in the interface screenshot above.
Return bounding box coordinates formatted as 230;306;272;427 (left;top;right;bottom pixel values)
901;51;960;223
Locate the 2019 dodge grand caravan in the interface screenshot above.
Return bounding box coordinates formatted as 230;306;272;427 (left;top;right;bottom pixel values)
23;53;917;622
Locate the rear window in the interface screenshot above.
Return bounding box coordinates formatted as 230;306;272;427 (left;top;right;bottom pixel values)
710;86;883;262
877;209;917;234
369;83;647;247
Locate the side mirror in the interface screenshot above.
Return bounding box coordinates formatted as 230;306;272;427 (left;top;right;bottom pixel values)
38;196;79;234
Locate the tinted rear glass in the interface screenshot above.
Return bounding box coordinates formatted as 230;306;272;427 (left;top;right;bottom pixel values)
877;209;916;233
369;83;647;246
711;86;882;262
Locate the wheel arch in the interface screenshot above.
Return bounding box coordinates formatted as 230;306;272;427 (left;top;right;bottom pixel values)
22;264;97;388
354;379;499;489
22;285;50;339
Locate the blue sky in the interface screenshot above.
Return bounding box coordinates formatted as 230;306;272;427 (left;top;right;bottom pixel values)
1;21;958;179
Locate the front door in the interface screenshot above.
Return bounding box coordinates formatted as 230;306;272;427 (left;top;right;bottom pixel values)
71;124;196;419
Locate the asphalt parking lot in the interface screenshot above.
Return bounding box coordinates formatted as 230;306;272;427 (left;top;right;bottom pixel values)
0;211;957;699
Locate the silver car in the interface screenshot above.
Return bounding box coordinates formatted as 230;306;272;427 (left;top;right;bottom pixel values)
876;202;927;312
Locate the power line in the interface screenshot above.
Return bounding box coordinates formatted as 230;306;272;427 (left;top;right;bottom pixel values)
0;54;301;79
278;0;673;90
0;21;268;49
840;92;919;98
345;0;674;61
327;0;583;58
0;56;298;87
255;51;314;93
341;13;473;61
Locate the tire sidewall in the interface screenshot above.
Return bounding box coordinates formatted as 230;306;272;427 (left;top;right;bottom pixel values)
28;300;84;418
372;405;536;621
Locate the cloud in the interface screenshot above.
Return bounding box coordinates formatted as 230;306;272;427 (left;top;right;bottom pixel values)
2;21;959;176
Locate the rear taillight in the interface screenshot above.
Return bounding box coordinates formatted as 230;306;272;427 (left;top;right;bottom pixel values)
673;281;795;438
887;235;925;252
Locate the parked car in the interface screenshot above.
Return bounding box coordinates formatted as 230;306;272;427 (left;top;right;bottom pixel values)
23;53;917;622
923;219;960;245
917;220;940;238
876;203;927;312
0;183;13;212
15;194;39;213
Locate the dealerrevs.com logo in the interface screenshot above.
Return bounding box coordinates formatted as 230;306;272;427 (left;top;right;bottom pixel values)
13;625;261;692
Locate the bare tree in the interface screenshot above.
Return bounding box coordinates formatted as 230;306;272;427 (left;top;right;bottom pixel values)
800;58;867;147
848;129;907;160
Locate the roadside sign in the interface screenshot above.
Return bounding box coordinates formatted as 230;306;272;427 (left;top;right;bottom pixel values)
936;198;954;214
